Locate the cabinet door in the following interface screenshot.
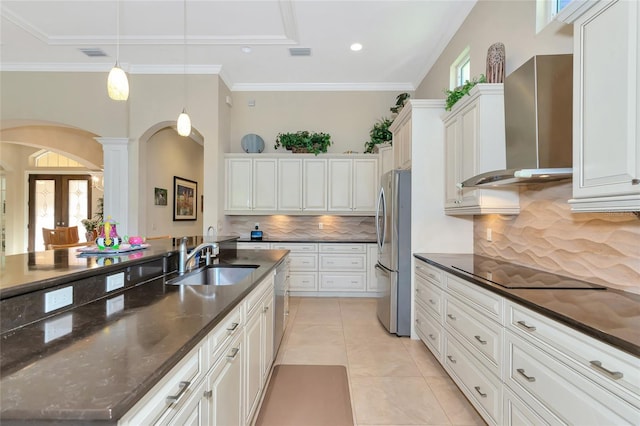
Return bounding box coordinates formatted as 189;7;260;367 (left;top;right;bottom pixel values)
353;159;378;212
366;244;379;292
444;118;462;207
303;159;327;211
225;159;252;211
459;103;479;207
244;308;263;424
252;159;277;210
208;334;243;426
378;145;393;178
262;291;274;382
328;159;353;211
278;158;303;211
571;0;640;206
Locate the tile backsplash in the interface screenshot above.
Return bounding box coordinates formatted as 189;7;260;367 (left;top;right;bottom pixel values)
474;182;640;294
223;215;376;240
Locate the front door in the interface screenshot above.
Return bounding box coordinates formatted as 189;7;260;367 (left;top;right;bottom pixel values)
28;174;92;251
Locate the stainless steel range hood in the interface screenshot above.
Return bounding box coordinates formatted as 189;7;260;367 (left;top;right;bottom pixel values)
461;54;573;188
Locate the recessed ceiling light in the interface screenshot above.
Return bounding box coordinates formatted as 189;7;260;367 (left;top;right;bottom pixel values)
350;43;363;52
241;46;252;54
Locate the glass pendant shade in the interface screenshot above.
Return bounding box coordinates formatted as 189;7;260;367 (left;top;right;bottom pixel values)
107;64;129;101
177;109;192;136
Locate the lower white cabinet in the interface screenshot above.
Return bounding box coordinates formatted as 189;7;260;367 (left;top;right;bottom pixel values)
413;257;640;426
119;273;276;426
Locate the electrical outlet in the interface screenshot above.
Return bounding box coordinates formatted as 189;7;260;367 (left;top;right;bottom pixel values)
44;313;73;343
106;295;125;316
318;223;324;229
486;228;493;242
44;286;73;313
106;272;125;292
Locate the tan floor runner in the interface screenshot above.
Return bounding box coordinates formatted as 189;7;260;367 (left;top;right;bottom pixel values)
255;364;354;426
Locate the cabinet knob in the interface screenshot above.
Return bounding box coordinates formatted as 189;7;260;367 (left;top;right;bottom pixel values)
632;178;640;185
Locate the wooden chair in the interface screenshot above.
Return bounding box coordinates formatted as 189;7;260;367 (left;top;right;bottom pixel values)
56;226;80;244
42;227;66;250
49;241;91;250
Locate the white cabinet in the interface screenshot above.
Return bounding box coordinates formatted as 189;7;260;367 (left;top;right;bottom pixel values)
225;157;277;212
366;244;379;292
377;143;393;178
272;243;318;293
319;243;366;292
303;159;327;211
414;257;640;426
278;158;303;211
207;332;243;426
390;111;412;170
328;159;378;213
560;0;640;211
441;84;520;215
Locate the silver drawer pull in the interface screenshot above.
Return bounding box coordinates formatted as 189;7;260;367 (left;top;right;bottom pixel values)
351;261;358;264
166;381;191;403
415;288;421;293
428;334;436;341
590;360;623;380
517;368;536;382
203;390;213;398
447;355;457;364
415;318;421;324
227;347;240;360
429;299;436;305
227;322;239;332
427;273;436;280
474;386;487;398
447;314;456;320
474;335;487;345
516;320;536;332
263;306;269;313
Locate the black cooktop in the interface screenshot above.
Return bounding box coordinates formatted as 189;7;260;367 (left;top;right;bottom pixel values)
452;256;607;290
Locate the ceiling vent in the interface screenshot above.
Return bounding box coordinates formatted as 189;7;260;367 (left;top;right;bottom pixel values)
289;47;311;57
79;48;108;57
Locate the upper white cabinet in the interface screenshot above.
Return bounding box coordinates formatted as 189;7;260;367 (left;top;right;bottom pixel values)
225;158;277;212
328;158;378;213
224;154;378;215
559;0;640;211
441;85;520;215
390;111;412;170
377;143;393;179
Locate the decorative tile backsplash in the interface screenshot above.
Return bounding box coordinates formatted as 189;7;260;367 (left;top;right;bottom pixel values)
474;182;640;294
223;215;376;240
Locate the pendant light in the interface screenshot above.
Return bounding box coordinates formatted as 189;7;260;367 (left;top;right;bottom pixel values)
107;0;129;101
176;0;191;137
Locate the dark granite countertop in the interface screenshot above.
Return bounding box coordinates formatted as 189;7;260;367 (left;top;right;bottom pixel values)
0;235;239;299
414;253;640;357
236;237;376;243
0;244;287;423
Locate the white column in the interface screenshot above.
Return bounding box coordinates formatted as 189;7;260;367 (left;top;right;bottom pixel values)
95;137;130;236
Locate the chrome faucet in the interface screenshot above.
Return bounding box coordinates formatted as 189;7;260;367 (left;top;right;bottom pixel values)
178;237;219;274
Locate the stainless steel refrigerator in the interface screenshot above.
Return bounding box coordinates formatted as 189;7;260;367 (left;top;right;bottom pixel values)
375;169;411;336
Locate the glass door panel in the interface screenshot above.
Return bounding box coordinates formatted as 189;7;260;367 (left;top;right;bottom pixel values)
34;179;56;251
68;179;90;240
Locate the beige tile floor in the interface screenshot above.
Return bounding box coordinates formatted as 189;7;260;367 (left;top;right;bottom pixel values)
274;297;486;426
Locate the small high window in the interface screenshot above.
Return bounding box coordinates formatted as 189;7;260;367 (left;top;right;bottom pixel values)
537;0;572;33
450;47;471;89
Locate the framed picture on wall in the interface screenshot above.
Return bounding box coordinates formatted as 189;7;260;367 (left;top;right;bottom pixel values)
173;176;197;221
154;187;168;206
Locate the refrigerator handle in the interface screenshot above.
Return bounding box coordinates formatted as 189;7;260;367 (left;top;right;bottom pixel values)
376;186;385;249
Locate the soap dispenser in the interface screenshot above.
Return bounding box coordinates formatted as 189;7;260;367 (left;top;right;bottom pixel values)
250;224;263;241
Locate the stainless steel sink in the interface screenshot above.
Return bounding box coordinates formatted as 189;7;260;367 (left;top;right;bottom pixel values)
167;265;259;286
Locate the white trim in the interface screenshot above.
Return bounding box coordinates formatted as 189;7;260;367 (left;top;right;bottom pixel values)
449;46;471;90
231;82;415;92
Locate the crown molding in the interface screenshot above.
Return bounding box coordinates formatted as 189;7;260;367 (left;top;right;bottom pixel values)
231;82;416;92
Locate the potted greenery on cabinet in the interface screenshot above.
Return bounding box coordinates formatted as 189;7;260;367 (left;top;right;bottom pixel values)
274;131;332;155
364;92;410;153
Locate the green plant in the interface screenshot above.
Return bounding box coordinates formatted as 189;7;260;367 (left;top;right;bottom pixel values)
364;117;393;153
274;131;332;155
444;74;487;111
363;92;411;154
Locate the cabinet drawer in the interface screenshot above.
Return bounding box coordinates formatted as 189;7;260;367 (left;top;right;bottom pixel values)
503;386;553;426
271;243;317;252
319;273;365;291
237;242;271;250
415;275;443;321
245;275;273;316
506;300;640;407
445;274;503;323
121;344;206;425
444;334;502;425
444;295;502;377
289;273;317;291
415;260;443;288
505;331;639;425
319;254;366;271
319;243;366;253
415;303;442;359
208;305;243;365
289;254;318;271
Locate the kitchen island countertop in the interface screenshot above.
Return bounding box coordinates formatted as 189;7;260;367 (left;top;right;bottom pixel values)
0;241;288;424
415;253;640;357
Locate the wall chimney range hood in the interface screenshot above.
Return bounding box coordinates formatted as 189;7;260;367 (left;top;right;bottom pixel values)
460;54;574;188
